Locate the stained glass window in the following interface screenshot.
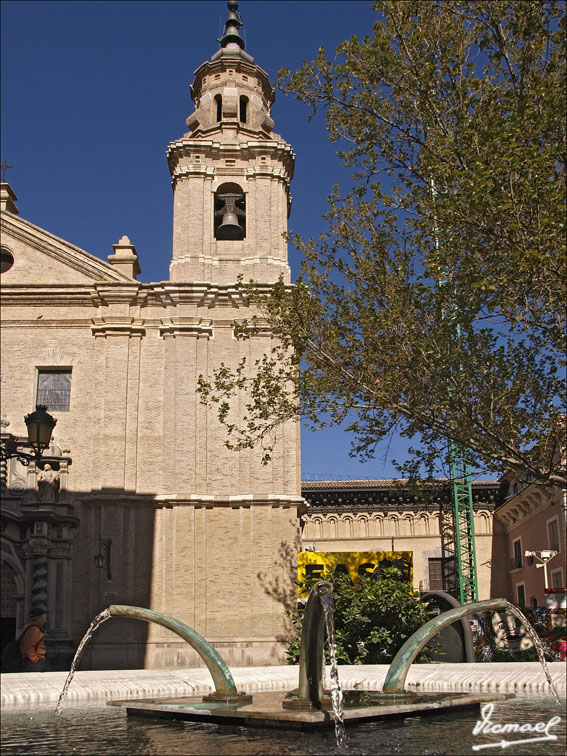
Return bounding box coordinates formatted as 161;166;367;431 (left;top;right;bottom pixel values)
36;370;71;412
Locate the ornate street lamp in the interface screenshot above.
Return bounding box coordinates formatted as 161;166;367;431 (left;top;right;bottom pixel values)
0;405;57;465
525;549;559;591
94;538;113;581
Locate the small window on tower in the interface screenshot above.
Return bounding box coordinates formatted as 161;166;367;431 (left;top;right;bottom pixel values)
215;94;222;122
239;96;248;124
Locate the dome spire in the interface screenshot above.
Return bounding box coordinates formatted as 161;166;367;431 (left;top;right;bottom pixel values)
220;0;245;50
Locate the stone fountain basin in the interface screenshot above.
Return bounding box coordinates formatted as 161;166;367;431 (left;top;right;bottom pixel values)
108;690;513;730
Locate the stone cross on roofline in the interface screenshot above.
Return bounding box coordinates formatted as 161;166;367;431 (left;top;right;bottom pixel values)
1;160;13;182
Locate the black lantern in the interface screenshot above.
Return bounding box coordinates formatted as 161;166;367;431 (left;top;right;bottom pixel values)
94;538;112;580
94;552;105;569
0;405;57;465
25;405;57;454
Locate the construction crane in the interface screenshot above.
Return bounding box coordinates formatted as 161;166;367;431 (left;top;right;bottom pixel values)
430;181;479;604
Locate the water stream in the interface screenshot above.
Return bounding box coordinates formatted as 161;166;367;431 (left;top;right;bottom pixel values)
319;590;347;748
54;609;112;716
504;602;561;703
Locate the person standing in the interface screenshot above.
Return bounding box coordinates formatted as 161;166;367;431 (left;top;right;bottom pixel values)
20;608;47;672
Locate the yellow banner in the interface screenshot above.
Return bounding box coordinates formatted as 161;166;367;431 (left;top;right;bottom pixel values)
297;551;413;598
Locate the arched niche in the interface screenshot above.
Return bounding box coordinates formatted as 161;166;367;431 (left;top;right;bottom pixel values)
214;182;246;240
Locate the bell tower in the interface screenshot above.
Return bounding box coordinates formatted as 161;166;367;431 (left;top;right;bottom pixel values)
141;1;302;669
167;0;295;285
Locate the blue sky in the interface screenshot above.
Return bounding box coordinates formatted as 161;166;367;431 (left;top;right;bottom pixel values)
1;0;415;479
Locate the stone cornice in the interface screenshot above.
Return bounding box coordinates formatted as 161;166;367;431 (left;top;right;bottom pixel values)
76;492;305;513
494;483;558;528
1;281;280;309
92;283;145;304
154;493;305;510
232;317;272;337
167;138;295;183
150;282;250;307
0;285;105;307
0;283;142;307
302;480;502;513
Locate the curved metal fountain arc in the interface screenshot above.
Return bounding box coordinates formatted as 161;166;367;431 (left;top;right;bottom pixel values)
108;605;245;701
383;597;508;693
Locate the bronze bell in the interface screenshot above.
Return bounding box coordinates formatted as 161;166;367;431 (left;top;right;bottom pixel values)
217;212;244;240
215;193;245;240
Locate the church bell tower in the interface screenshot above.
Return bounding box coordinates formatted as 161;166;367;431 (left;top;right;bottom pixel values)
167;0;295;285
143;2;302;669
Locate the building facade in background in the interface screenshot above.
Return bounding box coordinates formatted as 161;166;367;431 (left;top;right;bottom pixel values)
495;473;566;608
300;479;510;601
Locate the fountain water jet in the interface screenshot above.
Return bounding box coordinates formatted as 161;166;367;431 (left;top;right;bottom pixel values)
282;581;347;744
55;604;252;716
383;597;561;703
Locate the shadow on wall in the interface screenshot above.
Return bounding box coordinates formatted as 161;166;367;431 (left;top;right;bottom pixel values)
1;483;156;672
257;533;303;644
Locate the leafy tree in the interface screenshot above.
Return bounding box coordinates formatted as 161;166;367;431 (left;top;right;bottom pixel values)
286;567;438;665
198;1;566;486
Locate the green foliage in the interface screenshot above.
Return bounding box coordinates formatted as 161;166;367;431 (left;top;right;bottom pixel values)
199;2;566;486
286;567;439;665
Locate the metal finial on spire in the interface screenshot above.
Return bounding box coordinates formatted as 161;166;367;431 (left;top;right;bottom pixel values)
220;0;245;49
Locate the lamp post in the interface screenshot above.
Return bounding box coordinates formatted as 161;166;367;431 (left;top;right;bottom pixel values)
0;405;57;465
524;549;559;591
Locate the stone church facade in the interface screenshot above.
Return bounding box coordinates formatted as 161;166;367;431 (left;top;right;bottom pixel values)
1;4;303;670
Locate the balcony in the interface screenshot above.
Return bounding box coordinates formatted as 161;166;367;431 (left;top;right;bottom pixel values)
509;556;523;570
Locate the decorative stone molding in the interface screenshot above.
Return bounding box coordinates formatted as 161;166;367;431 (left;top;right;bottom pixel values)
92;283;143;304
107;235;141;280
91;316;146;338
0;182;19;214
159;317;213;339
23;538;52;557
232;317;272;337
